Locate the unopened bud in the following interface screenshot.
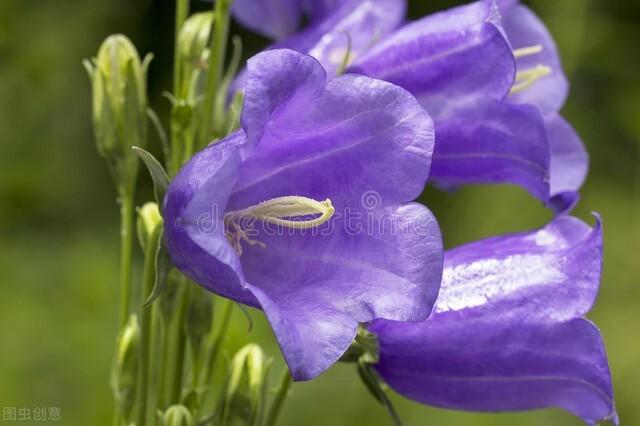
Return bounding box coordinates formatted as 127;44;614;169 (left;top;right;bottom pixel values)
84;34;151;187
111;314;140;423
221;344;269;424
137;202;163;252
163;404;194;426
177;12;214;97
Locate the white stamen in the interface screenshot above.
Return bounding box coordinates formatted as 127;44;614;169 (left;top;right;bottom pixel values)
513;44;544;59
510;65;552;94
224;217;266;257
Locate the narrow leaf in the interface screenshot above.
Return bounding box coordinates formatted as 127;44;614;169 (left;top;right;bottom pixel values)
132;146;170;203
357;361;404;426
142;229;173;308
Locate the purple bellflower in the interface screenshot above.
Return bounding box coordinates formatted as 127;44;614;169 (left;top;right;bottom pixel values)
231;0;588;213
370;215;617;425
164;49;444;381
498;0;588;212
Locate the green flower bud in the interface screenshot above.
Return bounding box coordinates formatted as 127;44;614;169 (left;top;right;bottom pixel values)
84;34;151;188
163;404;194;426
111;314;140;423
221;344;270;424
136;202;163;252
177;12;214;97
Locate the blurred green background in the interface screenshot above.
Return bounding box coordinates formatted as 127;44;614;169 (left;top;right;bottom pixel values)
1;0;638;424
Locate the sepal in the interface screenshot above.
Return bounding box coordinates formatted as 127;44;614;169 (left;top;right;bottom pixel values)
142;228;173;308
133;146;170;204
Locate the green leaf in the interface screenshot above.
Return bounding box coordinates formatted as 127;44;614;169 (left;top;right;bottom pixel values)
132;146;170;203
357;361;403;426
147;108;170;165
235;302;253;332
142;228;173;308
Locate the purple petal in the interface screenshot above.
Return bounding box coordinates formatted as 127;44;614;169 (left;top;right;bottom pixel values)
547;114;588;214
371;216;616;424
233;49;435;211
503;5;569;114
241;49;326;147
230;0;405;98
430;101;550;203
242;203;442;380
495;0;519;11
163;130;258;306
303;0;347;22
349;1;515;119
231;0;304;40
283;0;406;78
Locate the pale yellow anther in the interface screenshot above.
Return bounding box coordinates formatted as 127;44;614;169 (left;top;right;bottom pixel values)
513;44;544;59
510;65;552;94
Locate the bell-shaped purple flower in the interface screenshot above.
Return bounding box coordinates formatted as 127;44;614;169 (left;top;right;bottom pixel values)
349;0;583;211
164;49;443;381
232;0;587;213
498;0;588;211
369;215;617;425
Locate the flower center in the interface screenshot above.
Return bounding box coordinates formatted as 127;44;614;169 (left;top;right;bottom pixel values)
510;44;552;94
225;196;335;256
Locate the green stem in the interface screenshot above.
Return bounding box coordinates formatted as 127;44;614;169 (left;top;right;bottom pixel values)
169;0;190;176
157;315;171;409
200;300;234;390
169;124;184;177
264;369;293;426
198;0;231;147
118;189;135;331
173;0;189;97
168;280;192;403
137;227;161;426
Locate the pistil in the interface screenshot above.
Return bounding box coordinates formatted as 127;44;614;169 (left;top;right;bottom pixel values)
225;196;335;255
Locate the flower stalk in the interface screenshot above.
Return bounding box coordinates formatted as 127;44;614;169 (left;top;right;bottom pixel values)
136;203;163;426
264;369;293;426
118;190;135;330
198;0;232;148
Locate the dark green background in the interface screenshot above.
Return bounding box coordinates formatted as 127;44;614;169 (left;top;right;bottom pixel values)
1;0;638;424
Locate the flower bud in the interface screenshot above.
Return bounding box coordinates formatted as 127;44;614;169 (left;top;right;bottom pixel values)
111;314;140;423
163;404;194;426
176;12;214;97
221;344;269;424
137;202;163;252
84;35;151;187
